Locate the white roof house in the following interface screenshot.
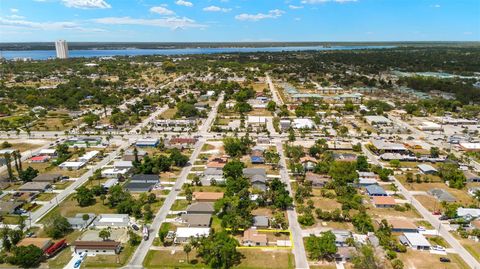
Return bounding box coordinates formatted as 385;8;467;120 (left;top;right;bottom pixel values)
101;168;129;179
0;149;16;154
38;149;57;156
293;118;315;129
59;161;86;170
78;150;99;162
419;121;442;131
459;142;480;151
371;140;408;152
92;214;129;228
400;233;431;250
418;164;438;174
247;116;268;125
175;227;210;243
113;161;133;169
365;116;392;125
457;208;480;218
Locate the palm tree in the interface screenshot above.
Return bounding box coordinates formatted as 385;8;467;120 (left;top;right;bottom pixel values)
12;151;19;175
183;243;192;263
4;153;13;181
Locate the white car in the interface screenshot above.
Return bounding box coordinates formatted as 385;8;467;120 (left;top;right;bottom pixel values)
417;226;426;232
432;245;446;252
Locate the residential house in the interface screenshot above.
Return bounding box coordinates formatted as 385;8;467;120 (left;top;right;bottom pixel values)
181;214;212;227
370;140;408;154
253;215;269;228
372;196;396;208
388;219;418;233
30;156;50;163
113;161;133;170
365;185;388;197
457;208;480;219
122;149;147;162
135;138;159;147
32;174;62;183
305;172;330;188
418;164;437;175
186;202;215;215
193;192;224;203
67;213;96;229
38;149;57;157
17;238;53;252
18;182;51;192
73;241;121;255
201;167;225;186
428;188;456;202
465;171;480;183
59;161;85;170
300;156;317;171
78;151;99;163
399;233;431;250
124;174;160;192
242;228;268;247
0;201;24;215
175;227;210;243
335;247;356;262
333;230;352;247
167;138;198;149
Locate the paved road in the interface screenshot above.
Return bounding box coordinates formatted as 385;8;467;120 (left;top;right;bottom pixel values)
361;144;480;269
30;139;131;225
199;93;224;134
126;139;205;268
275;141;310;269
266;73;283;105
129;105;168;134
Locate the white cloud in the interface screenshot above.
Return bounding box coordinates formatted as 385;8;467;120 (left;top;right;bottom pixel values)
301;0;357;3
0;17;105;32
150;6;175;15
235;9;285;21
62;0;111;9
431;4;441;8
10;8;19;13
203;5;231;12
6;14;25;19
93;16;205;29
175;0;193;7
289;5;303;9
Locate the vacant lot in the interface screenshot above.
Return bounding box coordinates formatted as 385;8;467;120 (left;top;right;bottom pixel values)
143;249;294;269
398;251;469;269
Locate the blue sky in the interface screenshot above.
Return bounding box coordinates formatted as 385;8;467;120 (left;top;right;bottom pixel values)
0;0;479;42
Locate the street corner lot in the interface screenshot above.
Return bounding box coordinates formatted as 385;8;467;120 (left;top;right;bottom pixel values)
397;250;470;269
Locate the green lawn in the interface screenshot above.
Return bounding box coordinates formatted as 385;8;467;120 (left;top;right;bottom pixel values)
171;200;189;211
36;192;57;202
83;244;135;268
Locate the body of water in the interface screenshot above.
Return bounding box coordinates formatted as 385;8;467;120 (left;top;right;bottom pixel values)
1;45;394;60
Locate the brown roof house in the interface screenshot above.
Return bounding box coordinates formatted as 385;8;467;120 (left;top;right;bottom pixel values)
387;219;418;233
193;192;224;202
242;228;268;247
372;196;396;208
73;241;121;255
17;238;53;251
305;172;331;188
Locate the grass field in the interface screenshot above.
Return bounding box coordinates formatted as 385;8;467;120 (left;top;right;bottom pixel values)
39;194;116;222
83;243;135;268
143;249;294;269
397;250;469;269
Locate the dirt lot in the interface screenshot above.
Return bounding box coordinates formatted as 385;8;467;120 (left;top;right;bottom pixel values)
397;251;469;269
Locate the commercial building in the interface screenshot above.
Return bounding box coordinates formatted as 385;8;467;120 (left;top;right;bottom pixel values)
92;214;129;228
55;40;69;59
365;116;392;126
73;241;121;255
135;138;159;147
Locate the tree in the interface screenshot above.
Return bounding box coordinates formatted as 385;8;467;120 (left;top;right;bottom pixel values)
9;245;44;268
184;243;192;263
223;159;245;180
169;148;189;167
390;183;399;195
19;166;39;182
266;101;277;112
389;159;400;169
305;231;338;261
391;259;404;269
328;161;358;184
356;156;369;172
430;147;440;158
4;153;14;181
196;231;241;269
438;163;466;189
82;113;100;127
352;211;374;234
45;214;72;239
352;244;381;269
74;186;95;207
99;229;111;241
267;178;293;210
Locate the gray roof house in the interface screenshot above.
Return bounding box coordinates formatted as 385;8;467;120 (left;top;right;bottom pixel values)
32;174;62;183
125;174;160;192
67;213;96;229
186;202;215;215
365;185;387;197
253;215;269;228
428;188;456;202
92;214;130;228
251;174;267;191
243;168;267;178
418;164;437;175
181;214;212;227
18;182;51;192
202;167;225;186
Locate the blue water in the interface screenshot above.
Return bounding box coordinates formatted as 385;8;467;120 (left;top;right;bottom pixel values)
1;45;394;60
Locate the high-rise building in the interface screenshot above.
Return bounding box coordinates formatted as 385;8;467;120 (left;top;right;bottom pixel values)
55;40;69;59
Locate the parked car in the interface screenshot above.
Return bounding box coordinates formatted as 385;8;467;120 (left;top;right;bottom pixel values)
439;257;451;263
432;245;446;252
417;226;426;232
132;224;139;231
74;260;82;268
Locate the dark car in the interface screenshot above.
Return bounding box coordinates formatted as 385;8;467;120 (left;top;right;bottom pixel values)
440;257;451;263
132;224;139;231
